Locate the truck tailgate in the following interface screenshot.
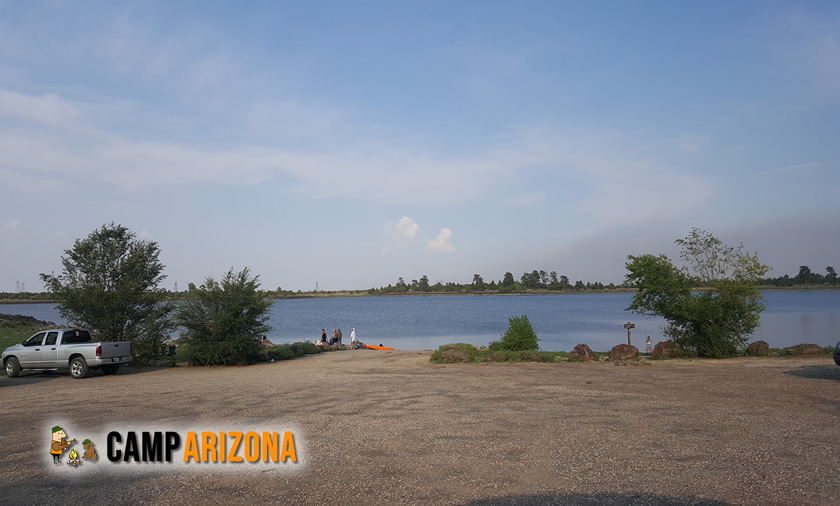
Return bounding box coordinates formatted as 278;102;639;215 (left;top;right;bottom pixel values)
97;342;131;358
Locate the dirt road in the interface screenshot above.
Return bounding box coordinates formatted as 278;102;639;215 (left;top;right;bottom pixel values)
1;352;838;505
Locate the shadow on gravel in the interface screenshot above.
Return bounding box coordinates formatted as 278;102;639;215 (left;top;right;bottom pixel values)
0;373;59;387
0;364;171;386
462;494;730;506
0;475;153;504
784;365;840;381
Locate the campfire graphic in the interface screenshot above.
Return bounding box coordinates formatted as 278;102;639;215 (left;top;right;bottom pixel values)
67;448;81;467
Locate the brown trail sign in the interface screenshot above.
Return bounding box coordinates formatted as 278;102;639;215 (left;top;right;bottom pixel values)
624;322;635;345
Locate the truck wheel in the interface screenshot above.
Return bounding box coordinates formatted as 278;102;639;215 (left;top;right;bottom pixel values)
70;357;88;379
102;364;120;375
5;357;20;378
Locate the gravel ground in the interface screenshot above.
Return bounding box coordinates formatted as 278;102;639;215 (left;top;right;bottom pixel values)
1;351;838;505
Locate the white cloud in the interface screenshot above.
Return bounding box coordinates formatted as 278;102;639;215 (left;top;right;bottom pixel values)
0;90;80;126
140;230;153;239
427;228;455;253
3;219;20;232
0;88;716;223
394;217;418;238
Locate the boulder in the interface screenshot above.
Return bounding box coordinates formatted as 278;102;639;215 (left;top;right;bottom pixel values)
568;344;598;362
784;344;824;356
610;344;639;361
745;340;769;357
440;348;470;363
652;341;680;359
485;353;507;362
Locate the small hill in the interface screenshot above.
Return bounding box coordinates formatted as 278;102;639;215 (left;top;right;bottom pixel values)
0;314;57;329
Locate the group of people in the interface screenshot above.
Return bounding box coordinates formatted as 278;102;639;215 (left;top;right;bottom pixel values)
318;327;357;348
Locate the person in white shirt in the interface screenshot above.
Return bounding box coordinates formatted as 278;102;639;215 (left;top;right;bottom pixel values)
350;328;356;349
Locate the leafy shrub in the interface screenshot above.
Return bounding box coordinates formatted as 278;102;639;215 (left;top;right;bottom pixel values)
176;267;272;366
288;343;305;357
429;343;567;363
268;347;296;361
489;315;539;351
430;343;480;362
294;341;318;354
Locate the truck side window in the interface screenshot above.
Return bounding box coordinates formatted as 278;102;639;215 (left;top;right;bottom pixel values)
62;330;92;344
25;333;46;346
45;332;59;346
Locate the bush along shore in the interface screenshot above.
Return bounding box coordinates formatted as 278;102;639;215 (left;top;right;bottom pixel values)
429;341;835;364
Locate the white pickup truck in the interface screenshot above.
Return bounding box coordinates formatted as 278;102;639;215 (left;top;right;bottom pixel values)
2;328;132;379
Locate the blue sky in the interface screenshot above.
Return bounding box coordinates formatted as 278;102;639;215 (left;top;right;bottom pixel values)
1;1;838;292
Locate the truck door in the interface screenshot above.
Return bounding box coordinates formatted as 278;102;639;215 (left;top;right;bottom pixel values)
37;331;60;368
18;332;47;368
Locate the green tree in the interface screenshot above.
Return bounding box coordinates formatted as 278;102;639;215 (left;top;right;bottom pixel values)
501;272;515;288
40;223;173;364
625;228;769;358
827;266;837;284
472;274;486;291
175;267;272;366
418;275;430;292
796;265;811;284
489;314;539;351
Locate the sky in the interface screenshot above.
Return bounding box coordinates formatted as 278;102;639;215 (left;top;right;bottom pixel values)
1;0;838;292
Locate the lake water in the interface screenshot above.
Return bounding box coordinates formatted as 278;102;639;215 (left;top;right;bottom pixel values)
2;291;838;351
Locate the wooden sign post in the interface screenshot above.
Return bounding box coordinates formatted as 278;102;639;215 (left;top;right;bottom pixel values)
623;322;635;345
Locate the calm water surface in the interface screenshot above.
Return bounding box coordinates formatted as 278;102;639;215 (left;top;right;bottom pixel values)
2;291;838;351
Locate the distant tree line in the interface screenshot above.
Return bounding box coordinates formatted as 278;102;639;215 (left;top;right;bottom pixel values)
761;265;837;286
367;270;622;295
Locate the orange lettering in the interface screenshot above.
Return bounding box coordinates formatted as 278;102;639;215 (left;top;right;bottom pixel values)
244;432;259;462
202;432;217;462
183;432;200;463
262;432;279;462
280;432;296;463
227;432;243;462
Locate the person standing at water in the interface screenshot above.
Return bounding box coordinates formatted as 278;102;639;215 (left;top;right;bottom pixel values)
350;328;356;349
331;328;337;345
321;329;327;345
337;328;343;346
645;336;653;354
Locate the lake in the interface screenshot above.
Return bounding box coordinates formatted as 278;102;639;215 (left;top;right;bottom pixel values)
2;291;838;351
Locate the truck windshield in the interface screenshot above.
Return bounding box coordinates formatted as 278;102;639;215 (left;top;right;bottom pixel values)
62;330;92;344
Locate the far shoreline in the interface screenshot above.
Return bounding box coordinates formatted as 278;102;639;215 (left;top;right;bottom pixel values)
2;284;839;305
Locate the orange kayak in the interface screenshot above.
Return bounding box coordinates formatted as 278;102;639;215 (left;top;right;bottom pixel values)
363;344;394;350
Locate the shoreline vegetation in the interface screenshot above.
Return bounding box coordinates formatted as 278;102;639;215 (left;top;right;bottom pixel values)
2;283;839;304
4;261;837;305
1;314;833;366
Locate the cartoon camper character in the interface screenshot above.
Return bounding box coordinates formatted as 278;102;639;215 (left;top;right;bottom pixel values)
82;439;97;461
50;426;76;464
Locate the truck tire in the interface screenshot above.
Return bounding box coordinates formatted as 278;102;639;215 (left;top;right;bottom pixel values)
5;357;21;378
70;356;88;379
101;364;120;375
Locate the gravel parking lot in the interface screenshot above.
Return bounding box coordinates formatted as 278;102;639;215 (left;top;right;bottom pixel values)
1;351;838;505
